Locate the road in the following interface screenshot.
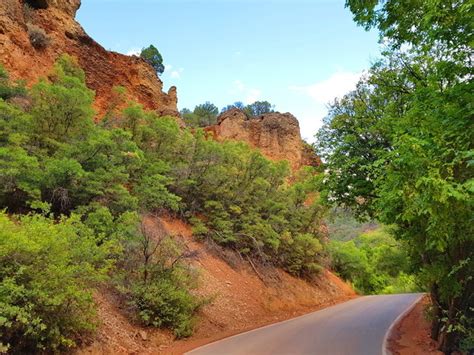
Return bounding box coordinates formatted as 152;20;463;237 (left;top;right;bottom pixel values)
187;293;422;355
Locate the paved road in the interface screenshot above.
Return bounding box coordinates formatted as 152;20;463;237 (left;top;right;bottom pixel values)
187;293;422;355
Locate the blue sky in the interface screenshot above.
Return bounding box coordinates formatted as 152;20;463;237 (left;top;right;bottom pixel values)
77;0;380;141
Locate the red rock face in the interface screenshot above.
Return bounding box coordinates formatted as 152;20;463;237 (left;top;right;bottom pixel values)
211;109;319;171
0;0;178;117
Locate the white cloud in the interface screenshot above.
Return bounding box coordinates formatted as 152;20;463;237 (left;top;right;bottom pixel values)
288;71;363;142
245;88;262;104
290;71;362;105
164;64;173;72
170;67;184;79
231;80;261;104
126;48;141;56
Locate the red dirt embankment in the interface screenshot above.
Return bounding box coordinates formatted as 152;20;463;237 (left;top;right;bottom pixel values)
388;295;442;355
78;215;355;355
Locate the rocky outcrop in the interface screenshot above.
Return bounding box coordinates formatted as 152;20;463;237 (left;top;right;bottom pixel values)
210;109;319;171
0;0;178;117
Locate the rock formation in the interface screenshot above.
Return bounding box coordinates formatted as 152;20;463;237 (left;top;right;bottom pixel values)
209;109;319;171
0;1;317;168
0;0;178;116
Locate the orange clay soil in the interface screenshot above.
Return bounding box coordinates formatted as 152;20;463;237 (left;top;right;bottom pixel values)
388;295;442;355
77;215;356;355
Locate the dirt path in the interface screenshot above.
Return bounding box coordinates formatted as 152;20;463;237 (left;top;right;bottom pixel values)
387;295;442;355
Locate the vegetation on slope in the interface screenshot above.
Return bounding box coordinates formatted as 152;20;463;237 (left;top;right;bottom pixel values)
317;1;473;352
0;55;326;352
328;226;417;295
181;100;275;128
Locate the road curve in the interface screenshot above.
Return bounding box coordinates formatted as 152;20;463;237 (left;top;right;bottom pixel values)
187;293;423;355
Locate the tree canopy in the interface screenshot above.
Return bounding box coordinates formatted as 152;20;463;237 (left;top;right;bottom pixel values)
318;1;474;352
0;56;328;351
140;45;165;75
181;101;219;127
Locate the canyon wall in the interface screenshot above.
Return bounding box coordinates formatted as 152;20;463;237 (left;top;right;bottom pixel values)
209;109;319;170
0;0;178;116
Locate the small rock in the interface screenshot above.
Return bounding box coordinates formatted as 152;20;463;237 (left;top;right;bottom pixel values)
139;330;148;341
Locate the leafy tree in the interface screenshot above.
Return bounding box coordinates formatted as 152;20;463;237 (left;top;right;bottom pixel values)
0;212;112;353
181;101;219;127
0;146;42;211
140;45;165;75
328;227;415;294
0;64;26;100
30;54;94;145
244;101;275;116
193;101;219;126
318;1;474;351
118;221;201;338
221;101;245;113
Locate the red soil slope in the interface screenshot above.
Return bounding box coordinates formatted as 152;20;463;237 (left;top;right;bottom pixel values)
78;215;355;355
388;295;442;355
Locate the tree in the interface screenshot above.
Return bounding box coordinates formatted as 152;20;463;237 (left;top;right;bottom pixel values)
221;101;245;113
0;212;112;353
30;54;94;145
193;101;218;125
318;1;474;351
140;45;165;75
182;101;219;127
0;65;26;100
244;101;275;116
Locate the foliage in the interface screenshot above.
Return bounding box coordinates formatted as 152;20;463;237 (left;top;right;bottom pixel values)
0;55;328;350
325;207;378;242
243;100;275;116
318;1;474;351
140;45;165;75
117;221;201;338
328;227;417;294
182;101;219;127
130;278;199;338
220;100;275;117
0;211;112;353
30;54;94;145
221;101;245;113
0;65;27;100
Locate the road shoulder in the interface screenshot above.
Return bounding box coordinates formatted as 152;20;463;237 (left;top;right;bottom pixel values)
386;295;441;355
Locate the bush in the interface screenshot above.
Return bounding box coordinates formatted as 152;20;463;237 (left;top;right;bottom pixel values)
0;212;112;353
328;226;420;294
0;65;27;100
130;278;200;338
27;23;50;49
117;221;201;338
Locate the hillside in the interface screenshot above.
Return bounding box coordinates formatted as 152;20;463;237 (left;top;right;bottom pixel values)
206;109;320;171
0;2;355;355
0;11;353;353
78;215;355;354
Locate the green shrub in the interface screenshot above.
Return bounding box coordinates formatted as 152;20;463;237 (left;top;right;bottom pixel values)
130;278;199;338
0;211;112;353
0;66;27;101
117;221;201;338
328;226;420;294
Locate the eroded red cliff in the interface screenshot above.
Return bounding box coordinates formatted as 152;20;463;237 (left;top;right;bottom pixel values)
208;109;320;171
0;0;178;116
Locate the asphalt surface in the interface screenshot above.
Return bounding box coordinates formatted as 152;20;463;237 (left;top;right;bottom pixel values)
187;293;423;355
